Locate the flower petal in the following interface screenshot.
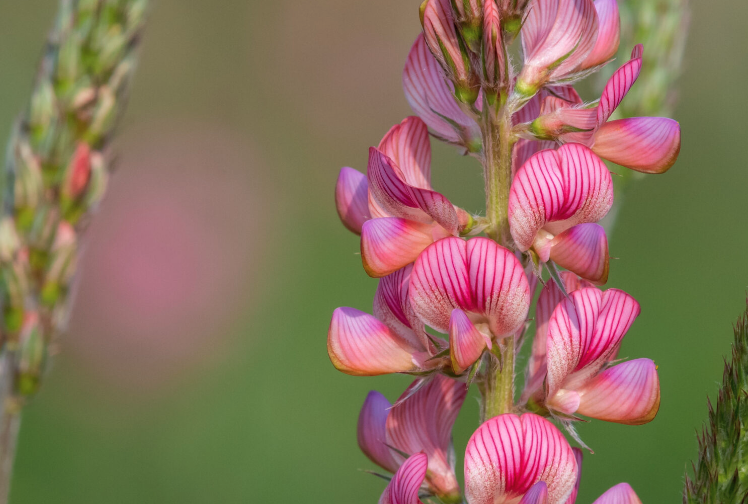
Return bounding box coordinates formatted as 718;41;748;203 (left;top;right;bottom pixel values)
379;117;432;190
546;288;641;401
361;217;435;278
335;167;370;234
508;144;613;251
422;0;470;85
580;0;620;69
403;35;480;146
379;452;429;504
328;307;420;376
592;117;681;174
591;483;643;504
449;308;491;374
387;376;466;500
520;482;549;504
549;223;609;285
358;391;399;473
374;265;430;351
597;44;643;124
464;413;578;504
576;359;660;424
564;448;584;504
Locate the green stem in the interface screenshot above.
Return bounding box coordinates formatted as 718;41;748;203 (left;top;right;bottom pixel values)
482;337;515;422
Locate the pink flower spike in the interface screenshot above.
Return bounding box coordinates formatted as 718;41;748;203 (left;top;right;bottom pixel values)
464;413;578;504
335;167;369;235
592;117;681;174
327;307;421;376
379;452;429;504
387;375;466;501
358;391;400;473
409;237;531;340
520;482;549;504
403;35;481;150
576;358;661;425
360;217;435;278
580;0;621;70
591;483;643;504
449;308;492;374
549;223;609;285
373;265;431;352
508;143;614;253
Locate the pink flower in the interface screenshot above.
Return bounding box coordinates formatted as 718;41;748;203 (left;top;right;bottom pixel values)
544;287;660;424
508;143;613;284
464;413;578;504
408;237;531;374
530;45;681;174
359;375;466;502
402;35;481;152
378;452;429;504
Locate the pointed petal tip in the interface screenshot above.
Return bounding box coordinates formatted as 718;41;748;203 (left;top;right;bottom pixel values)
449;308;490;374
592;482;643;504
593;117;680;174
335;167;369;234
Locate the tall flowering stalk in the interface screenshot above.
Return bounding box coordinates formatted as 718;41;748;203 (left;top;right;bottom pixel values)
330;0;684;502
0;0;148;500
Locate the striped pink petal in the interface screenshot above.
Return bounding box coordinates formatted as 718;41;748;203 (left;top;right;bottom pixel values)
361;217;435;278
549;223;609;285
592;117;681;174
403;35;480;147
580;0;620;70
387;375;466;500
378;117;432;190
368;147;459;234
520;482;549;504
464;413;578;504
358;391;399;473
409;237;531;339
482;0;505;93
519;0;598;92
449;308;492;374
508;143;614;252
576;358;660;424
597;44;643;125
379;453;429;504
546;288;641;406
422;0;472;90
328;307;420;376
335;167;370;235
564;448;583;504
591;483;643;504
374;265;430;352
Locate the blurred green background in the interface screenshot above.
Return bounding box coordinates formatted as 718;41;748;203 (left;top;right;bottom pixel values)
0;0;746;502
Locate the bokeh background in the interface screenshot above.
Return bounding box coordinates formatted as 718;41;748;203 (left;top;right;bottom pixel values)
0;0;746;502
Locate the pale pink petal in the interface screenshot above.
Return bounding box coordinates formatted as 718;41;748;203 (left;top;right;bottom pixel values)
546;288;641;401
379;452;429;504
580;0;620;69
335;167;370;235
563;448;583;504
591;483;643;504
358;391;399;473
449;308;491;374
467;237;532;338
387;375;465;500
508;144;613;251
361;217;435;278
403;35;480;146
549;223;609;285
379;117;432;190
597;45;643;124
520;482;549;504
464;413;578;504
592;117;681;174
374;265;430;351
328;307;421;376
368;148;460;233
576;359;660;425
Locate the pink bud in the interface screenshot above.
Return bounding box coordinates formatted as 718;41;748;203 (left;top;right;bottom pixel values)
64;142;92;200
482;0;506;101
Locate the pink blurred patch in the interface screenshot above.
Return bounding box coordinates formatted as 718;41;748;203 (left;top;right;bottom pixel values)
67;123;269;391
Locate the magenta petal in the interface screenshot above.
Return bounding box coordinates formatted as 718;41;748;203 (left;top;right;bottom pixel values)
597;45;643;124
358;391;399;473
379;452;429;504
374;265;430;351
520;482;549;504
379;117;432;190
449;308;490;374
464;413;578;504
335;167;370;235
549;223;609;285
387;376;466;500
591;483;643;504
328;307;419;376
361;217;435;278
592;117;681;174
576;359;661;425
580;0;621;69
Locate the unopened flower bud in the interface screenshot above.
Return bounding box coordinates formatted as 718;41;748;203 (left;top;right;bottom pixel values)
13;142;44;218
16;312;47;398
422;0;480;104
88;86;117;142
452;0;483;53
126;0;149;34
95;27;127;75
63;142;92;200
2;251;30;335
29;79;57;132
57;33;80;84
482;0;506;104
0;218;21;264
41;222;77;308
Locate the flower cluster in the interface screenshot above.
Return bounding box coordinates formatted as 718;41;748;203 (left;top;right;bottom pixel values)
328;0;680;502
